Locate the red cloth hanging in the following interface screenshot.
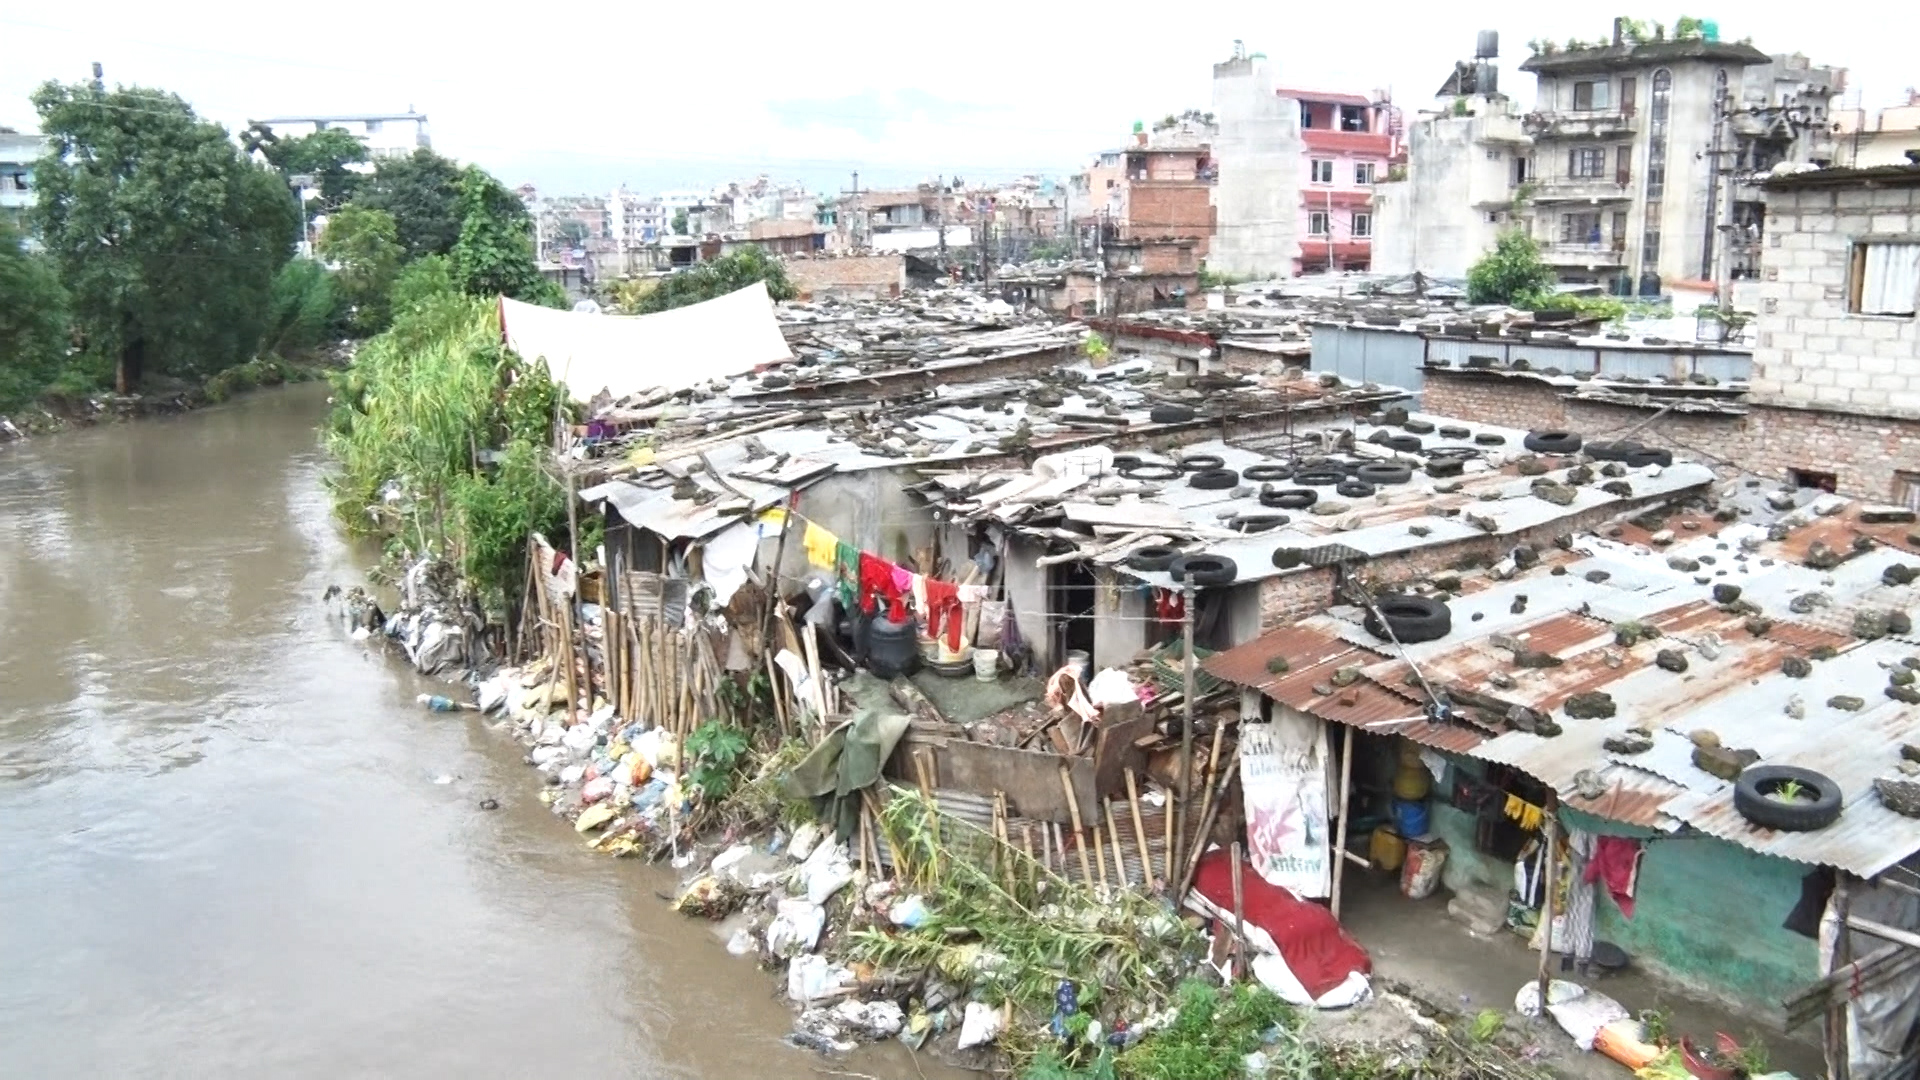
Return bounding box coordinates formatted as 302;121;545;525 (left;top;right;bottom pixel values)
1583;836;1644;919
924;578;963;650
858;552;906;621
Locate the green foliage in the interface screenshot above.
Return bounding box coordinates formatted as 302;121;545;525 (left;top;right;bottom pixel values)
1530;291;1627;321
1083;333;1111;359
685;722;750;801
450;166;566;307
618;248;796;314
1025;240;1072;262
203;354;316;403
1022;1047;1118;1080
31;80;299;388
262;258;335;356
1469;1009;1504;1043
1673;15;1704;40
671;209;689;235
389;254;456;319
1452;97;1471;116
450;438;566;600
1466;230;1557;306
0;219;71;411
244;123;367;209
318;205;403;334
352;148;466;262
1116;980;1292;1080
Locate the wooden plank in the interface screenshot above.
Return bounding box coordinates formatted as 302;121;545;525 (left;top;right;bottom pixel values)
937;738;1099;824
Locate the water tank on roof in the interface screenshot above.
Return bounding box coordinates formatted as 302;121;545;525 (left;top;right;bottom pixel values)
1702;19;1720;41
1475;61;1499;94
1476;30;1499;59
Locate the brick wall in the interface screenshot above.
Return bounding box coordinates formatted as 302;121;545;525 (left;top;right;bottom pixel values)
786;255;905;300
1750;183;1920;417
1126;183;1215;256
1420;371;1568;429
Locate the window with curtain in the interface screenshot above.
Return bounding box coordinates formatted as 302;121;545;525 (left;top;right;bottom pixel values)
1851;242;1920;316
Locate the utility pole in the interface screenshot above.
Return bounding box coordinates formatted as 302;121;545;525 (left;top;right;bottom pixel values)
1173;582;1197;888
1701;77;1729;282
936;175;948;272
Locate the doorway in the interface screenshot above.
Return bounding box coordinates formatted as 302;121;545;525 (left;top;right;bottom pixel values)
1049;561;1097;669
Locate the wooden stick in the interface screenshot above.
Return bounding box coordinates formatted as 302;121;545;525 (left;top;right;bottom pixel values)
1104;800;1130;890
1092;813;1109;892
1185;719;1231;875
1059;767;1095;888
1331;723;1357;919
558;599;581;726
858;803;872;880
1177;760;1240;902
1163;780;1176;885
1230;841;1247;981
995;791;1016;893
1125;769;1155;891
1051;822;1067;879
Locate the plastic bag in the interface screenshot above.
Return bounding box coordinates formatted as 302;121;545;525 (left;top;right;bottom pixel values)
976;600;1008;649
800;838;854;904
957;1001;1004;1049
767;899;827;958
787;954;854;1003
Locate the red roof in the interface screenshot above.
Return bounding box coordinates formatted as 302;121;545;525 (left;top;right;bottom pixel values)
1274;87;1372;106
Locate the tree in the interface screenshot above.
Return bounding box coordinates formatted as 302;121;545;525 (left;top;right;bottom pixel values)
352;148;465;261
620;247;797;314
244;123;367;209
671;209;689;235
31;81;299;390
318;205;403;334
450;166;563;306
0;219;70;410
1465;229;1557;306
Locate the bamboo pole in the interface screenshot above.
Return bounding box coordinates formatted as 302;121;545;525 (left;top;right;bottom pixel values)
1186;719;1229;876
1059;766;1095;888
1092;815;1109;891
1163;781;1176;884
1174;581;1197;878
1125;769;1155;891
1177;760;1240;902
1104;800;1130;889
1331;723;1357;919
558;599;581;726
1536;796;1559;1011
1230;841;1247;981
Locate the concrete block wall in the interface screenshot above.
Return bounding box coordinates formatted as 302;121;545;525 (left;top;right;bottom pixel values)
1750;185;1920;417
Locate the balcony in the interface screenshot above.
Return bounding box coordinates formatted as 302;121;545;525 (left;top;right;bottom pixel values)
1533;172;1635;203
1523;109;1637;140
1300;128;1393;156
1541;240;1628;267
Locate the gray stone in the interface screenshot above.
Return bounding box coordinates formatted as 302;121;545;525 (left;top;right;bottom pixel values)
1655;649;1689;673
1712;584;1742;605
1600;462;1628;478
1650;529;1676;546
1603;731;1655;755
1585;570;1612;583
1782;656;1813;678
1532;481;1577;506
1564;692;1617;719
1785;694;1806;720
1828;695;1866;712
1693;744;1761;782
1668;556;1701;572
1788;592;1829;615
1766;491;1798;511
1856;610;1893;640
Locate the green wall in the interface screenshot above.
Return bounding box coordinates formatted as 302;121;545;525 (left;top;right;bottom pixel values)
1421;756;1816;1011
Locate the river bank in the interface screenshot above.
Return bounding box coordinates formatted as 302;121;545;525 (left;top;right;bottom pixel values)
0;383;955;1080
0;349;344;442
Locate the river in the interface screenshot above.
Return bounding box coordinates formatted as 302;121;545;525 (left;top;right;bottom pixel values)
0;384;958;1079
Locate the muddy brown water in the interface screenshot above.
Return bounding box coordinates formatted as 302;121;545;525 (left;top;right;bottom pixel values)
0;384;964;1079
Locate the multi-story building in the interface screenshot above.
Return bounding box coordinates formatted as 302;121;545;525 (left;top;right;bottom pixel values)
1071;121;1217;272
1;128;47;227
1372;38;1533;279
249;111;431;162
1210;43;1397;277
1519;25;1843;291
1833;90;1920;169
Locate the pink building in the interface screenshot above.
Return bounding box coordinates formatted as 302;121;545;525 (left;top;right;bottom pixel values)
1283;88;1397;273
1212;47;1402;277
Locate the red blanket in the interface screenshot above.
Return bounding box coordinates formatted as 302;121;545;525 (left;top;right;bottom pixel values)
1193;849;1371;1000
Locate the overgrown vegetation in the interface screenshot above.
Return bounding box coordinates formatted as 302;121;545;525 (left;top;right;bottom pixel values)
0;219;70;412
325;281;573;605
685;721;751;801
608;248;797;314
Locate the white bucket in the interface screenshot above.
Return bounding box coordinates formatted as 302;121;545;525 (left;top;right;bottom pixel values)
973;648;999;682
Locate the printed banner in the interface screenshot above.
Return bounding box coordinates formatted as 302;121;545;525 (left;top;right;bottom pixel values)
1239;714;1332;898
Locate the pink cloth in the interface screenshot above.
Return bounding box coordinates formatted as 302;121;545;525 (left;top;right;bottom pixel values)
1583;836;1643;918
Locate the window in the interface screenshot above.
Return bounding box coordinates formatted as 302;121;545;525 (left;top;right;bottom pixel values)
1611;211;1629;243
1568;148;1607;178
1308;211;1330;236
364;119;382;133
1573;80;1610;111
1619;77;1637;113
1849;242;1920;316
1300;104;1315;129
1513;156;1531;185
1310;159;1334;184
1616;145;1632;182
1897;471;1920;511
1354;162;1376;185
1351;211;1372;238
1560;211;1602;245
1339;105;1368;132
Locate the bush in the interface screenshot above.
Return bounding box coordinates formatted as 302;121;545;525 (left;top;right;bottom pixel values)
262;258;335;356
617;248;796;314
1466;230;1556;306
0;219;71;412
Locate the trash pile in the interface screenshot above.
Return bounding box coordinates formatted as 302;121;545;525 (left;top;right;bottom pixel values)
387;557;483;675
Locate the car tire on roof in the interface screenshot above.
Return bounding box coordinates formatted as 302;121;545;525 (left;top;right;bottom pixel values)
1626;448;1673;468
1169;554;1239;587
1363;594;1453;644
1110;453;1144;471
1523;430;1584;455
1425;458;1466;478
1402;419;1436;435
1271;547;1305;569
1149;405;1197;424
1261;488;1318;509
1584;440;1644;462
1383;435;1424;454
1734;765;1843;832
1178;453;1226;472
1119;462;1182;482
1438;425;1471;439
1474;432;1508;446
1188;467;1240;490
1242;464;1293;482
1294;468;1346;487
1230;513;1289;534
1355;463;1414;486
1125;545;1182;572
1336;480;1377;499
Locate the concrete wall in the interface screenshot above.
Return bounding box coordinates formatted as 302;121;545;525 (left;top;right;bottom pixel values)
1310;324;1429;399
1750;182;1920;417
1373;104;1524;278
1211;57;1301;277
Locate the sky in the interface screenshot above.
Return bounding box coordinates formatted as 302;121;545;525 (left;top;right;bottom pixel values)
2;3;1914;197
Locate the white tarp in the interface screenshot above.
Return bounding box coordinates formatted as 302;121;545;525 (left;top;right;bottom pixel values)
1240;713;1332;898
500;282;792;403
